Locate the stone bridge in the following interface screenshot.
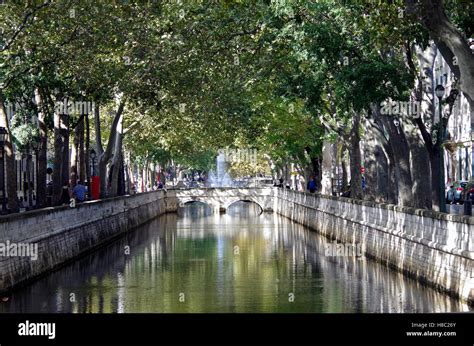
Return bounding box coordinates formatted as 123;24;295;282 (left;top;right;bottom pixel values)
164;187;275;213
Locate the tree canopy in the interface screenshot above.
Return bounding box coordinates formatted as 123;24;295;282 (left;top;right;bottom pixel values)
0;0;472;210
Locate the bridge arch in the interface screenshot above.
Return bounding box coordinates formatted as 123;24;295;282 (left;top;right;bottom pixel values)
224;198;264;214
178;198;214;210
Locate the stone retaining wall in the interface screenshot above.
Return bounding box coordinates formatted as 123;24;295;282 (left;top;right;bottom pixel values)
274;188;473;304
0;190;166;293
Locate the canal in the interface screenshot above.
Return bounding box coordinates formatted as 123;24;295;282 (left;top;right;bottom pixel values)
0;202;470;313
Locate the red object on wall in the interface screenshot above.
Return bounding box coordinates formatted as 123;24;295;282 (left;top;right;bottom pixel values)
91;176;100;200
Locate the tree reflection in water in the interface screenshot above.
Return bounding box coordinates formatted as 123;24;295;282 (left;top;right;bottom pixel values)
0;203;470;313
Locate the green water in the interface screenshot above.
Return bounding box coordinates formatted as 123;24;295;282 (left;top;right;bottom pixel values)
0;202;470;313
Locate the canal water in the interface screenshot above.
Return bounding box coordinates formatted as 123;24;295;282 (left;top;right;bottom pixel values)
0;202;470;313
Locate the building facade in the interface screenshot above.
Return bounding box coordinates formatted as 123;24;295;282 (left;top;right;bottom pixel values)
433;49;473;185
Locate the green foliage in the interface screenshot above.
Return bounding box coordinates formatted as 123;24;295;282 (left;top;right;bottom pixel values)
10;113;39;149
228;153;271;178
0;0;462;178
445;0;474;38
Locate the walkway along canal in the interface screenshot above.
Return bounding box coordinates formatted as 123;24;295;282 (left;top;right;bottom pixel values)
0;188;472;312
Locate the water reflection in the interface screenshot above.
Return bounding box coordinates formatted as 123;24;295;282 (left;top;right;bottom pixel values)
0;203;470;313
178;201;213;219
227;200;262;217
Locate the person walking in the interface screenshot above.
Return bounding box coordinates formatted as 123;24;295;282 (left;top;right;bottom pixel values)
60;181;70;205
72;180;87;203
447;185;456;204
307;177;316;193
278;178;284;188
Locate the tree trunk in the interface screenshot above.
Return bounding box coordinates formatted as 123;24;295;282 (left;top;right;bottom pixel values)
429;146;442;211
349;112;363;199
109;153;123;197
380;114;414;207
367;109;395;203
0;93;19;212
52;110;63;205
124;154;131;194
118;157;125;196
373;144;390;203
52;106;70;205
340;147;349;193
78;116;85;183
142;164;145;192
34;88;48;208
320;140;333;195
26;152;33;209
70;121;79;180
142;161;148;191
149;164;154;189
304;146;322;188
417;0;474;106
406;122;432;209
69;114;85;183
85;114;90;198
61;114;70;187
362;119;378;201
95;98;125;198
404;44;436;209
109;114;123;197
94;104;105;198
414;43;438;208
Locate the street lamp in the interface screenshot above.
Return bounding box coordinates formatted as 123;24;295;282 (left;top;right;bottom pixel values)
0;127;8;213
435;84;446;213
31;139;39;209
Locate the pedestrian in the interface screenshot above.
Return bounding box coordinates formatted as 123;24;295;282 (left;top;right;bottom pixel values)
18;197;25;211
72;180;86;203
60;181;70;205
307;177;316;193
447;185;456;204
342;181;351;197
